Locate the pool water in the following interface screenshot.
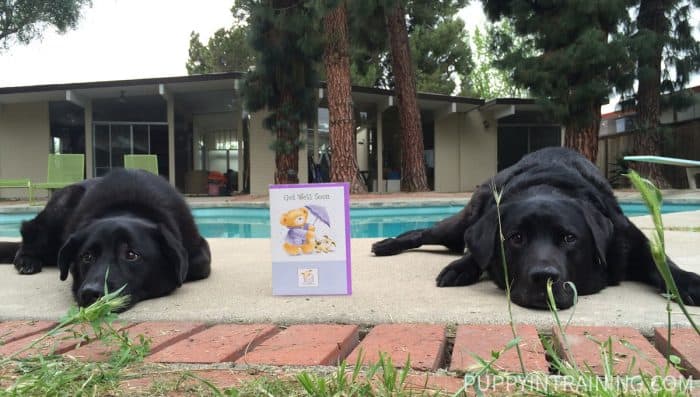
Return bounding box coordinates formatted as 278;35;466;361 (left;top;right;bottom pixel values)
0;202;697;239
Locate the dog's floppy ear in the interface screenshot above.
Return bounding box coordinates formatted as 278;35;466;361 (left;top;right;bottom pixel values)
464;206;499;270
157;224;188;286
57;232;85;281
580;202;614;265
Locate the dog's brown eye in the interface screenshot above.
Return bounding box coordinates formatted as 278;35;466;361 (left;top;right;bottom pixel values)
125;250;140;261
563;234;577;243
80;252;94;263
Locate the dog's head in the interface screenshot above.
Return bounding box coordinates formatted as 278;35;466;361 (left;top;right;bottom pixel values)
57;215;188;311
466;196;613;310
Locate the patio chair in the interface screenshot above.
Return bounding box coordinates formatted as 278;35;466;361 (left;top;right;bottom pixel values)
31;154;85;204
624;155;700;189
0;178;32;202
124;154;159;175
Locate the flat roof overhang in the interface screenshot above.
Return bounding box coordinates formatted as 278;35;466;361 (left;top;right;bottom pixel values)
478;98;541;119
0;73;485;117
0;73;244;107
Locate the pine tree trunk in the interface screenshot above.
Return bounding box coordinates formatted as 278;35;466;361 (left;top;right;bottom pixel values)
274;130;300;185
323;2;367;194
633;0;671;188
385;3;429;192
564;101;601;163
274;91;300;185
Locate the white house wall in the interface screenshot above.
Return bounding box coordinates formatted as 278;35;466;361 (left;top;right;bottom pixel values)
0;102;50;198
460;110;497;191
435;113;461;192
434;111;497;192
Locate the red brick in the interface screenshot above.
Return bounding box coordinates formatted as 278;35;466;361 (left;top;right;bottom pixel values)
346;324;446;371
450;324;548;373
0;322;133;358
146;323;279;363
655;327;700;378
236;324;359;366
67;321;206;361
0;320;56;346
553;325;681;377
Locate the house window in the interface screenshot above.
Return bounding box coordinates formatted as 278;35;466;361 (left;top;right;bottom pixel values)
497;125;561;171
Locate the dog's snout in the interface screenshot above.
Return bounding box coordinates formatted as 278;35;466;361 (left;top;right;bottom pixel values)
78;283;103;306
528;266;561;284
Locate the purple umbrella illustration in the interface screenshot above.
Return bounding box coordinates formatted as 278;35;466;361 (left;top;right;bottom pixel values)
305;205;330;227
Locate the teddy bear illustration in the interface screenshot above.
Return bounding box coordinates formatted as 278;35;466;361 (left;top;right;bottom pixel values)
280;207;316;255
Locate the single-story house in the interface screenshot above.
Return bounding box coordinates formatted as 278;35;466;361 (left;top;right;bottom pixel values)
0;72;563;198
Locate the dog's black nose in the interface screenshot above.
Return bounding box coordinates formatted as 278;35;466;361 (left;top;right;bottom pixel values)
528;266;561;284
78;284;103;307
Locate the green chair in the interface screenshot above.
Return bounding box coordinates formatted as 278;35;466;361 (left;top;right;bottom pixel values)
124;154;159;175
31;154;85;204
0;178;32;202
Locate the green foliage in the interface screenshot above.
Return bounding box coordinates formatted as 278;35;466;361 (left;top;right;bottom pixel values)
348;0;473;95
186;26;256;74
462;20;528;99
484;0;634;125
622;0;700;115
240;0;320;156
410;17;473;95
0;285;151;396
0;0;92;49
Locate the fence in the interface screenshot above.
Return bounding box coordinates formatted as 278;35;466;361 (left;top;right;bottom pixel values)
597;119;700;188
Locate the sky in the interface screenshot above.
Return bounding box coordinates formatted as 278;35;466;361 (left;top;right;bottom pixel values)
0;1;695;113
0;1;488;88
0;0;236;87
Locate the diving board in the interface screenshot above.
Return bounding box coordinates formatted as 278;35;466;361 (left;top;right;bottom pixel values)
624;155;700;189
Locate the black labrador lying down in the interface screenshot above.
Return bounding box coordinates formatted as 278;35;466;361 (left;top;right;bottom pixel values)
372;147;700;310
0;169;211;311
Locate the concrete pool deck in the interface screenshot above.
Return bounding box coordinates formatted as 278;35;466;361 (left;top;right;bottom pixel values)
0;190;698;334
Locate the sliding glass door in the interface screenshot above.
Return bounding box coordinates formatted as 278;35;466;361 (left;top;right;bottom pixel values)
93;122;168;177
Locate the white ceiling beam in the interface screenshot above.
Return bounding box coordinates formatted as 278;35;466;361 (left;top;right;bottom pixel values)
65;90;88;108
493;104;515;119
377;95;394;112
435;102;458;120
158;84;172;101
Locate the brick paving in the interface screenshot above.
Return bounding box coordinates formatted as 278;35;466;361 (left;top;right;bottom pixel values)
552;325;682;377
1;320;700;393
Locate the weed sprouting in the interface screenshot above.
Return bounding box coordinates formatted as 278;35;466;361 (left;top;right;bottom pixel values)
0;282;151;396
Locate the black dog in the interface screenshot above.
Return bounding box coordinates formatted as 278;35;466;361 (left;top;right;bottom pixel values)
372;147;700;309
0;169;211;311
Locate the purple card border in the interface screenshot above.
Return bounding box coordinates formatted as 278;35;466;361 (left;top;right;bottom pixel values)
269;182;352;294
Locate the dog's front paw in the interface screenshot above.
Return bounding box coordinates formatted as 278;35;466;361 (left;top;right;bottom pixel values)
436;256;480;287
13;253;43;274
371;238;402;256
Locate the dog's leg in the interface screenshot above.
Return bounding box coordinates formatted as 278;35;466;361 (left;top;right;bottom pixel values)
0;242;20;263
436;254;482;287
372;208;471;256
186;237;212;281
372;229;428;256
624;225;700;305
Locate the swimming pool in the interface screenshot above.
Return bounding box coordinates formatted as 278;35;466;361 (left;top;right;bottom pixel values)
0;202;697;239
